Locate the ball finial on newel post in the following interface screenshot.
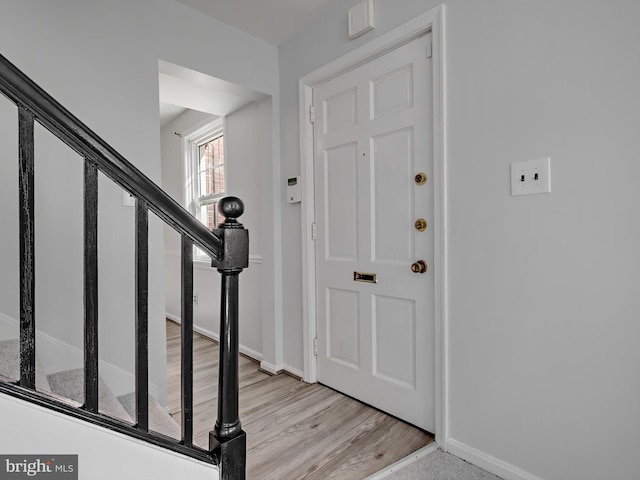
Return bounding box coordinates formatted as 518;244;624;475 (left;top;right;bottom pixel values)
218;196;244;229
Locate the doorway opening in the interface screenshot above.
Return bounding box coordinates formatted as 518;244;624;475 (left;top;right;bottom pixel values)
156;59;272;431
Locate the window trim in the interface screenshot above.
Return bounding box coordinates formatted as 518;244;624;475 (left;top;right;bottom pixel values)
183;117;225;226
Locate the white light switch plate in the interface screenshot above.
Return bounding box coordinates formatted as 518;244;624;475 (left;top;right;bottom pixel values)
511;157;551;196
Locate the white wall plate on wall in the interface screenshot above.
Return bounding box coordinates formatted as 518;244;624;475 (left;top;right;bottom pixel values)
510;157;551;196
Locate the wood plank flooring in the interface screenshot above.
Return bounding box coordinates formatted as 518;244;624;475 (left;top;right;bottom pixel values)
166;320;433;480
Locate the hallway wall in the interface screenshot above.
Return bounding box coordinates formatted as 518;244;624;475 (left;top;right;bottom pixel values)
278;1;640;478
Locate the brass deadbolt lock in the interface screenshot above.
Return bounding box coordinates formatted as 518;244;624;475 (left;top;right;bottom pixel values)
415;173;427;185
415;218;427;232
411;260;428;274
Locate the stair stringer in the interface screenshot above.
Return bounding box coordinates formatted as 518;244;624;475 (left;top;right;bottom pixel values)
0;392;217;480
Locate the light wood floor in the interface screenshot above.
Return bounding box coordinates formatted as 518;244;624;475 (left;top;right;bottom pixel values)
166;320;433;480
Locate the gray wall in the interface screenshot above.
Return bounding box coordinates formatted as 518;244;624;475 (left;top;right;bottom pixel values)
0;0;277;405
279;0;640;478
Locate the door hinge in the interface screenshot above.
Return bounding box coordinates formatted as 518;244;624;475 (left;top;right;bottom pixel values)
309;105;315;124
313;337;318;356
311;222;317;240
426;37;433;59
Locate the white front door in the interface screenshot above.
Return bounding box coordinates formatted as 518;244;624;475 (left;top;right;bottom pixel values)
313;33;434;431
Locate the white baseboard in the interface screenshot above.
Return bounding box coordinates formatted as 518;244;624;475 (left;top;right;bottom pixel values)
259;361;303;380
258;361;280;376
446;438;543;480
237;343;263;362
166;313;263;362
0;312;158;399
364;443;439;479
241;346;263;362
283;364;304;379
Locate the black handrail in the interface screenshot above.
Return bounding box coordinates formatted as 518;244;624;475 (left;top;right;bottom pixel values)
0;52;248;479
0;54;223;260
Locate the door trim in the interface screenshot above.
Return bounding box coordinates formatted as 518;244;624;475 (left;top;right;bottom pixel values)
298;4;447;447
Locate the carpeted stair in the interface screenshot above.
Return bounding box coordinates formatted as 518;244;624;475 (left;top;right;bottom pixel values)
47;368;132;421
0;340;180;439
118;392;181;439
0;339;51;391
46;368;181;438
382;449;502;480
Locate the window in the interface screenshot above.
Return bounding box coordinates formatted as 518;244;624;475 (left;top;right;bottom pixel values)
196;134;225;229
184;118;226;230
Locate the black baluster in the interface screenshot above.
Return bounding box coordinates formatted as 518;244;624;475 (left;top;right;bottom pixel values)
18;107;35;390
209;197;249;480
181;235;194;446
84;160;99;413
135;199;149;430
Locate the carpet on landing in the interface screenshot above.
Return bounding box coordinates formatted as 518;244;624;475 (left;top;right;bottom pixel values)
381;449;502;480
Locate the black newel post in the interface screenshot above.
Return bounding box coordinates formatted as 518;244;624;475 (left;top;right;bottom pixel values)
210;197;248;480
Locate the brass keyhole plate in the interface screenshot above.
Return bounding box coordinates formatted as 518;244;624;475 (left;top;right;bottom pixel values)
415;173;427;185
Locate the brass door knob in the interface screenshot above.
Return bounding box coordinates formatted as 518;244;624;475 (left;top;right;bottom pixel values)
411;260;427;274
415;218;427;232
415;173;427;185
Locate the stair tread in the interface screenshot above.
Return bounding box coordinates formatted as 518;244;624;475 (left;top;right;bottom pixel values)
47;368;132;423
0;339;51;391
117;392;181;439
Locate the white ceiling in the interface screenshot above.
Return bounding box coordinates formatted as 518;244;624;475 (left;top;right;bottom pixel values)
158;59;269;128
175;0;346;46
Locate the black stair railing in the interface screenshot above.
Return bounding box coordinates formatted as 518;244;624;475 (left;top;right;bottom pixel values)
0;53;247;480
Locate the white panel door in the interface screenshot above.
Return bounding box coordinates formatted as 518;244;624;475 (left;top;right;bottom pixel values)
314;34;434;431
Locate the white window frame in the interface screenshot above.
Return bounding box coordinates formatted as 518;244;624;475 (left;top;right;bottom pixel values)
183;117;226;258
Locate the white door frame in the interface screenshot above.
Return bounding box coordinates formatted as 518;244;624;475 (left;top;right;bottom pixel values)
298;4;447;446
